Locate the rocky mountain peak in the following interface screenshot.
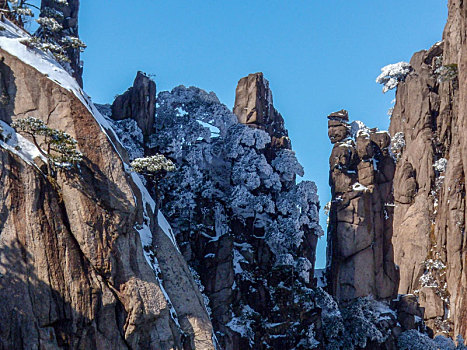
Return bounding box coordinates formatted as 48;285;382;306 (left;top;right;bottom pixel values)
233;72;291;151
3;1;467;348
111;71;156;142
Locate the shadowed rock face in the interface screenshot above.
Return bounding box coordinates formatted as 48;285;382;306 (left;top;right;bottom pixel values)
111;71;156;143
0;49;214;349
40;0;83;87
389;0;467;338
326;110;399;302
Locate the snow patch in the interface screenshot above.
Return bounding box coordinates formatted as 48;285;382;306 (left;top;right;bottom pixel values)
376;62;412;93
352;182;369;192
433;158;448;173
349;120;370;139
0;120;47;166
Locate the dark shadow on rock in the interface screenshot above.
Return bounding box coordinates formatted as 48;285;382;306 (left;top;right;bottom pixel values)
0;56;16;124
0;240;95;349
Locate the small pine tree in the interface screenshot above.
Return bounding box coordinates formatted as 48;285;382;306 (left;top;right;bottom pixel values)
35;0;86;65
11;116;82;176
3;0;35;27
131;154;176;213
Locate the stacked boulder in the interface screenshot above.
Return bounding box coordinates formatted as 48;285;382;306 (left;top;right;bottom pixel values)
326;109;399;302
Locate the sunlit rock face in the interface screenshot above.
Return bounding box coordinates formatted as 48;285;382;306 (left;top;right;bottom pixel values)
0;28;214;349
233;72;291;154
389;0;467;338
326;110;399;302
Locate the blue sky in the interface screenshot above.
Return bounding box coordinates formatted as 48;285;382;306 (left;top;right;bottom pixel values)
77;1;448;268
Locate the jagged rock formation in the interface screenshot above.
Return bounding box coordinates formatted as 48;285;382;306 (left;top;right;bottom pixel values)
233;72;291;153
323;113;443;349
107;74;323;349
0;22;214;349
388;0;467;338
323;0;467;344
326;110;399;302
111;71;156;143
39;0;83;87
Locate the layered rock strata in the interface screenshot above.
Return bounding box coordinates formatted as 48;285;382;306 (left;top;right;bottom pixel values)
326;110;399;302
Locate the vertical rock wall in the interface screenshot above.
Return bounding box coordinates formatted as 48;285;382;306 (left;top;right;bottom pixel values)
327;110;399;302
389;0;467;337
0;47;215;349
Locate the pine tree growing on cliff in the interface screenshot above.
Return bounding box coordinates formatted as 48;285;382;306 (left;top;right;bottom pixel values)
3;0;34;27
35;0;86;64
130;154;176;214
11;116;82;176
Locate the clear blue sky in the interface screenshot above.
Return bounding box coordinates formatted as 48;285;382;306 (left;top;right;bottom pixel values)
77;1;447;268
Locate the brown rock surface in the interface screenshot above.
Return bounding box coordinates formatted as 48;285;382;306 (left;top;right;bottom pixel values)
233;72;291;152
327;111;399;302
0;46;214;349
388;7;467;336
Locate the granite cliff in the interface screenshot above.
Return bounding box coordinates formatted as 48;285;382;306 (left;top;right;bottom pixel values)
388;0;467;339
0;17;214;350
1;0;467;349
325;0;467;344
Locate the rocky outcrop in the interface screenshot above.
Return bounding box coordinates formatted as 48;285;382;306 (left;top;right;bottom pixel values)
111;71;156;143
388;1;467;337
326;110;399;302
106;74;323;349
388;42;450;336
39;0;83;87
233;72;291;153
0;34;214;349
